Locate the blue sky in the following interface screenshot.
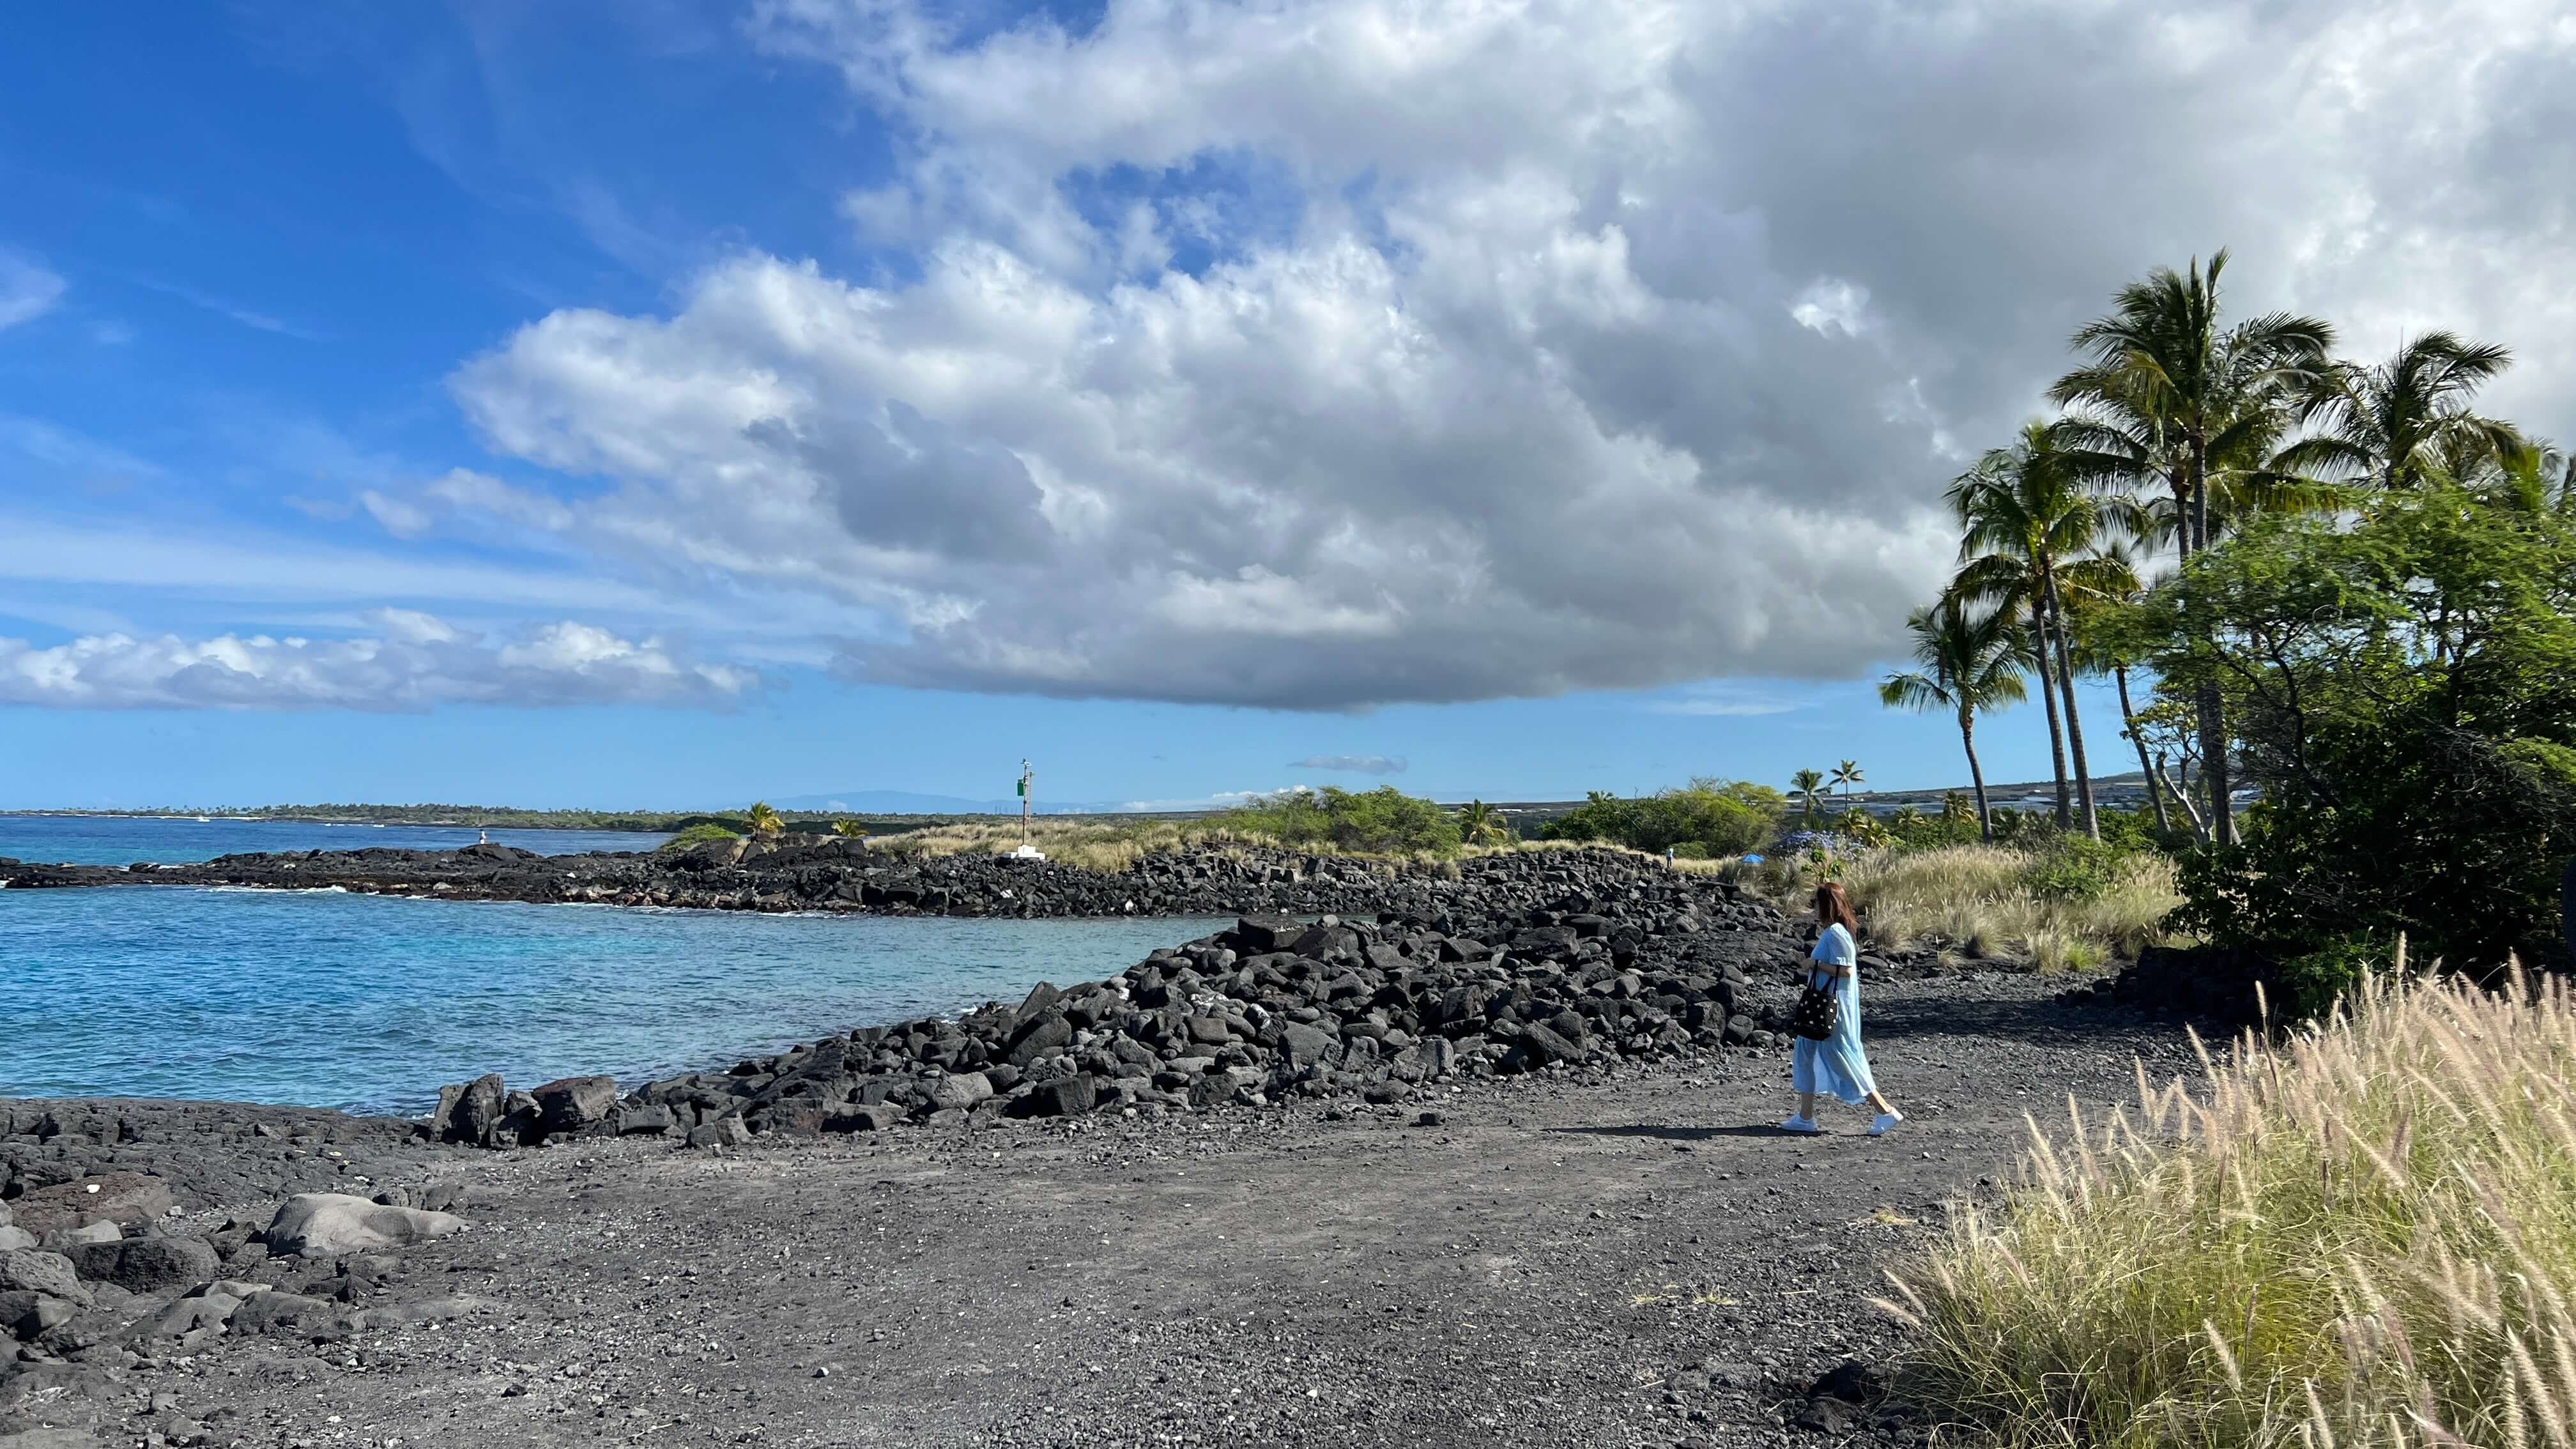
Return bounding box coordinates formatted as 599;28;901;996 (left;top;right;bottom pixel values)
1;1;2564;811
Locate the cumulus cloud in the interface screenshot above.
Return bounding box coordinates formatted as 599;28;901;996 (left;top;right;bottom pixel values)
1289;754;1409;776
0;253;66;332
429;0;2576;711
0;611;756;710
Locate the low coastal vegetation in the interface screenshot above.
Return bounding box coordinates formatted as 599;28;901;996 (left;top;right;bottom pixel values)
1888;967;2576;1447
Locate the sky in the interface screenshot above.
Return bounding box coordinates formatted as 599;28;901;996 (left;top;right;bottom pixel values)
3;1;2572;811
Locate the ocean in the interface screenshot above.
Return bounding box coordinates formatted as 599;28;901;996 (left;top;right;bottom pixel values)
1;816;1224;1115
0;813;675;866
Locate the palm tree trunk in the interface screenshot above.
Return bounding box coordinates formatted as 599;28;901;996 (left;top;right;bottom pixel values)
2031;607;2071;827
2181;454;2235;843
2044;576;2100;841
2200;680;2234;845
2115;663;2174;836
1959;706;1993;842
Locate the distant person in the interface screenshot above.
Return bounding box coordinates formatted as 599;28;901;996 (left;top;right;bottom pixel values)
1781;881;1903;1137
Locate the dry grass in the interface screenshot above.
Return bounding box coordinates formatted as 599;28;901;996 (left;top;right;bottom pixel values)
869;817;1286;872
875;818;1735;876
1746;844;2184;971
1886;961;2576;1448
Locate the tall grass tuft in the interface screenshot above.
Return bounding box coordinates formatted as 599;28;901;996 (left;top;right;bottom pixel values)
1752;844;2184;969
1886;962;2576;1447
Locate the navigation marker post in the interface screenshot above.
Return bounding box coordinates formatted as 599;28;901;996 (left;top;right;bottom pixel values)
1011;760;1045;861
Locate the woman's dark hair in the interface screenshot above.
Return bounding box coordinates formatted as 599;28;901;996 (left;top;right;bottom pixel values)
1813;882;1859;937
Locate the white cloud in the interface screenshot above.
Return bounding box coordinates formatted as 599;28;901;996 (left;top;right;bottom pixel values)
1289;754;1409;775
414;0;2576;712
0;611;756;710
0;253;65;333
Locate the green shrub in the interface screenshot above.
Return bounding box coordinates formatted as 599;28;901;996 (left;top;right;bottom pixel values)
1216;786;1462;855
659;822;740;851
2273;932;2380;1019
1537;779;1781;854
2023;836;2126;901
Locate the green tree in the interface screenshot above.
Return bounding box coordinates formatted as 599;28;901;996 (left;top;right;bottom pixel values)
2125;484;2576;975
1831;759;1865;806
2278;332;2522;493
744;801;784;837
1456;799;1509;846
2051;249;2337;844
1879;597;2028;839
1949;420;2129;838
1790;768;1825;822
830;818;866;838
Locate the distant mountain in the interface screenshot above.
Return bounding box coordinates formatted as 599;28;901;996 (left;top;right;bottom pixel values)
765;790;1130;816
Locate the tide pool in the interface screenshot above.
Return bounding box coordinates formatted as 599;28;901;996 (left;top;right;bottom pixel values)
1;885;1224;1114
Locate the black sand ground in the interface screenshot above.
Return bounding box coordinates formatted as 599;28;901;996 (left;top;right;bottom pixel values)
3;972;2195;1449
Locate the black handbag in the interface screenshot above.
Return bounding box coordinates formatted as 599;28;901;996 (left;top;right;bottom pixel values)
1791;970;1841;1041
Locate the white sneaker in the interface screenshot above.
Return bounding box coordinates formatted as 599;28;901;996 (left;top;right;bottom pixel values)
1869;1111;1905;1137
1779;1114;1821;1135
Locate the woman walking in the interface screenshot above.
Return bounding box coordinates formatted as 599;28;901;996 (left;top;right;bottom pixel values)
1781;882;1903;1137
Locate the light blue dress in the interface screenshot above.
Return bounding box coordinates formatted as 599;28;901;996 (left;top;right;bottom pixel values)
1792;923;1877;1105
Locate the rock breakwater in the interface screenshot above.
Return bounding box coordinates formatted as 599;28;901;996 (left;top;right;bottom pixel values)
4;837;1551;919
413;848;1873;1148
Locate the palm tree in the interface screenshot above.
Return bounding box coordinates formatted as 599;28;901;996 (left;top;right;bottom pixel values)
1457;799;1508;847
1830;760;1865;808
2050;250;2335;844
2278;332;2521;492
744;801;783;837
1949;420;2126;839
1790;769;1825;822
1878;597;2027;839
830;818;866;839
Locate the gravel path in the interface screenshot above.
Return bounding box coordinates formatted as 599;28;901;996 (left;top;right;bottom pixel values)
4;972;2199;1449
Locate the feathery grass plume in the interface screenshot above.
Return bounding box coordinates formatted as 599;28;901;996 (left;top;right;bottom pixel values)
1889;965;2576;1446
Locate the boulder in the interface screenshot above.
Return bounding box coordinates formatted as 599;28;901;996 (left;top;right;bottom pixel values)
0;1289;75;1342
1277;1022;1340;1071
686;1117;751;1149
0;1251;86;1305
65;1236;220;1293
7;1172;175;1233
259;1194;468;1257
0;1226;32;1253
1516;1020;1584;1068
926;1071;994;1114
610;1102;674;1136
820;1103;901;1133
39;1221;121;1251
1011;1076;1099;1118
1231;914;1303;953
446;1073;508;1146
1005;1010;1073;1067
533;1074;618;1134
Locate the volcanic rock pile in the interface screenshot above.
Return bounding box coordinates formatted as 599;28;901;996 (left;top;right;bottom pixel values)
417;850;1834;1147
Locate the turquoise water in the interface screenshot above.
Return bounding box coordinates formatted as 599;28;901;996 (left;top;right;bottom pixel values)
1;885;1223;1115
0;813;671;865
